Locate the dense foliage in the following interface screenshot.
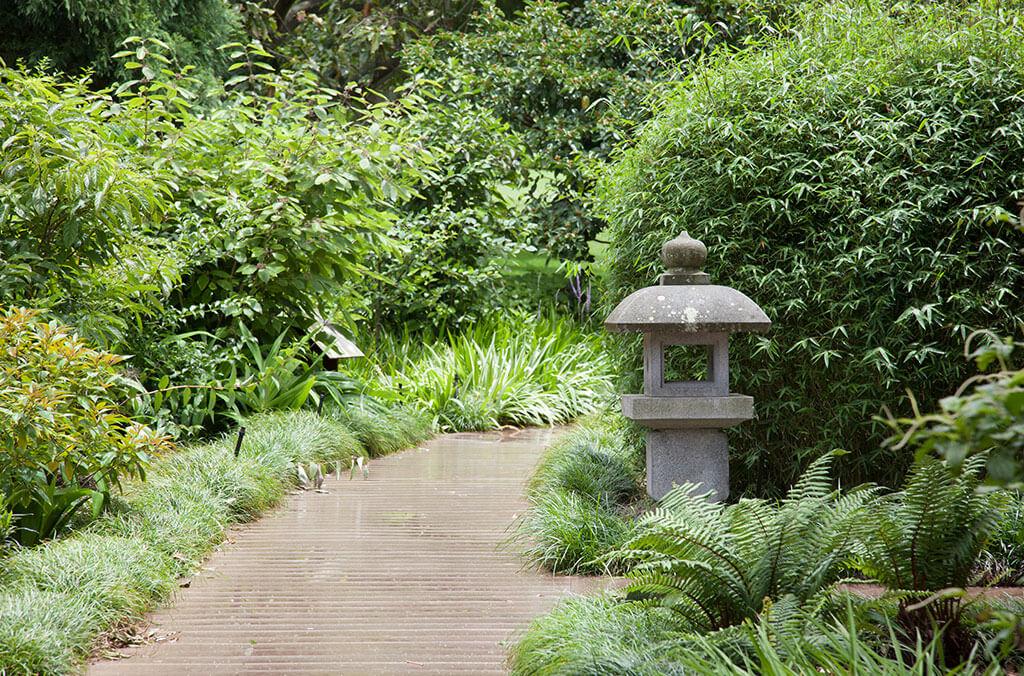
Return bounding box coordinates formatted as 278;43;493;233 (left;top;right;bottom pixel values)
404;0;784;263
360;95;534;331
616;452;873;632
3;0;1024;672
271;0;481;91
0;1;240;83
509;591;1007;675
0;47;425;435
599;0;1024;495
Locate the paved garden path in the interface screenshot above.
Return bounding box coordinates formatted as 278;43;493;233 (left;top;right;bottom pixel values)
90;428;603;675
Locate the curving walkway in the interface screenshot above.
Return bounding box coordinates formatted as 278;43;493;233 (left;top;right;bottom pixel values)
89;428;604;675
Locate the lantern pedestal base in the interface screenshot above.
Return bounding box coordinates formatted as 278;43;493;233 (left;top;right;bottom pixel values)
646;429;729;502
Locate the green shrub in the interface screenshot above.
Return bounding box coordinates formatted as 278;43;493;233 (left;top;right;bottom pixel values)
0;308;173;545
364;316;613;431
0;69;174;345
355;93;534;332
886;333;1024;489
598;0;1024;495
149;46;424;344
1;51;428;434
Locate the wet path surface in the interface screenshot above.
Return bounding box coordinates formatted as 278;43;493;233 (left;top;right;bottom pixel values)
89;428;603;675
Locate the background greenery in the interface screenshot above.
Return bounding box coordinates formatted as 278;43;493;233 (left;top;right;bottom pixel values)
2;0;1024;672
0;0;240;84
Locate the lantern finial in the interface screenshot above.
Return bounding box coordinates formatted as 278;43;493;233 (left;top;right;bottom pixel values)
660;232;709;285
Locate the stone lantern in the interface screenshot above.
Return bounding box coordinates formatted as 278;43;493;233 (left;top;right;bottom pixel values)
604;232;770;501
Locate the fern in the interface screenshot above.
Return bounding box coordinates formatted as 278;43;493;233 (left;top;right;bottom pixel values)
852;455;1007;592
613;452;876;632
846;455;1009;666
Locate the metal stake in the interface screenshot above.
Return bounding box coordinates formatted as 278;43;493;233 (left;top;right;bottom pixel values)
233;426;247;458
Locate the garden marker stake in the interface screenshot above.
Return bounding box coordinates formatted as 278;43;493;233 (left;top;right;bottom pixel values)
233;426;247;459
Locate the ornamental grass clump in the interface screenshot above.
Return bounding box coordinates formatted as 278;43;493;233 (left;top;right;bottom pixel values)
508;594;978;675
328;399;432;457
515;416;644;574
598;0;1024;495
370;316;613;431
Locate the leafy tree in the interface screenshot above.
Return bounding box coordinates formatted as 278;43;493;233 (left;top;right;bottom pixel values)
0;64;176;347
599;0;1024;494
403;0;785;262
269;0;486;92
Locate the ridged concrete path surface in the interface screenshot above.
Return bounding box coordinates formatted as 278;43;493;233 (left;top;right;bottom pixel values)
90;428;602;675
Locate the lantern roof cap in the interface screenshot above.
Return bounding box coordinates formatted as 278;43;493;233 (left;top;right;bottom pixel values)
604;231;771;334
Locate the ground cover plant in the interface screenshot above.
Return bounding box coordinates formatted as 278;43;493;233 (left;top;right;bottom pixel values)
514;415;644;573
0;407;429;675
361;316;614;431
598;0;1024;496
508;592;998;675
